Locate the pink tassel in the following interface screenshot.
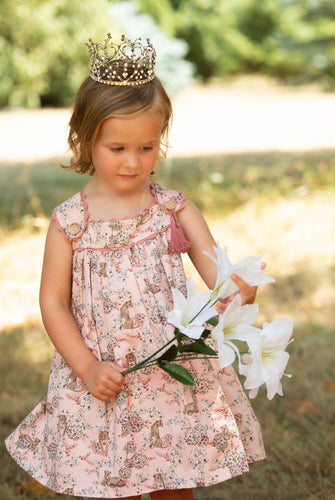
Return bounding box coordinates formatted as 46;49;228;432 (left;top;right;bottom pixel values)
168;212;191;254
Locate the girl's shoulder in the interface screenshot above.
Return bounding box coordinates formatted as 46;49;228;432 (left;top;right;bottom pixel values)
51;191;88;240
151;182;187;213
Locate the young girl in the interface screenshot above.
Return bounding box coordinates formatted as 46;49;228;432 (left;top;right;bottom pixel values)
5;34;266;499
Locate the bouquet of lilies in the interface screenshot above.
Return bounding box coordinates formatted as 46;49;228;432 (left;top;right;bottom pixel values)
122;245;293;400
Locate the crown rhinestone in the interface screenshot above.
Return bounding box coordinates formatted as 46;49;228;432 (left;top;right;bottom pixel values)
86;34;156;87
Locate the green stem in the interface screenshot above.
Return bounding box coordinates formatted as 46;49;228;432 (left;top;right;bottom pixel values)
121;335;178;376
122;354;219;375
188;299;211;324
174;355;218;362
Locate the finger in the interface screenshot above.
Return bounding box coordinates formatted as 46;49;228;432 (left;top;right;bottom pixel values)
94;372;122;395
96;385;120;401
111;362;126;377
104;389;118;400
105;371;124;391
92;390;111;402
230;274;248;290
231;275;257;297
98;362;124;383
231;275;259;304
227;292;237;302
215;301;227;314
102;377;123;394
101;394;116;402
261;261;266;270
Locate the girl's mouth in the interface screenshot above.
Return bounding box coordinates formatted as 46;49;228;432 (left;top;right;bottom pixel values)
118;174;138;180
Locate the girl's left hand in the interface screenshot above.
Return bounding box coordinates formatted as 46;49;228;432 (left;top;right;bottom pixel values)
216;262;266;314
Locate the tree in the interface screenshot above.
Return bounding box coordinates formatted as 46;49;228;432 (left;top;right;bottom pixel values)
0;0;111;107
135;0;335;88
108;1;194;96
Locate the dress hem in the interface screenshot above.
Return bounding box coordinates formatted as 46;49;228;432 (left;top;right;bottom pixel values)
5;442;266;498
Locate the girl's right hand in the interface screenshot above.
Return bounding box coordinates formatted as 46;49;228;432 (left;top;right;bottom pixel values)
82;359;125;402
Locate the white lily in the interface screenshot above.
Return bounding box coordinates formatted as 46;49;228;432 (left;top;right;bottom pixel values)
203;245;275;304
203;245;237;302
242;318;294;400
210;294;261;368
232;255;276;287
168;277;217;340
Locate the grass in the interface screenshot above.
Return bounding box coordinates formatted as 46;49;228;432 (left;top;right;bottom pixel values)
0;158;86;228
1;150;335;499
159;150;335;217
0;149;334;227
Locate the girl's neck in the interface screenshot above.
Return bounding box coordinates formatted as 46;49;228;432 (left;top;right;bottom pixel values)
83;177;155;221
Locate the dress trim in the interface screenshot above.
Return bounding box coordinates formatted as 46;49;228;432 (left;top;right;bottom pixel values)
52;183;191;253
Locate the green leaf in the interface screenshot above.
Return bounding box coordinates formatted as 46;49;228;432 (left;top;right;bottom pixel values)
158;344;178;362
157;361;195;385
201;329;211;339
174;328;181;338
182;339;217;356
206;316;219;327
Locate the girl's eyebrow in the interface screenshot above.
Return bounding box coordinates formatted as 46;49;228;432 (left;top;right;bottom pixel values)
107;138;159;143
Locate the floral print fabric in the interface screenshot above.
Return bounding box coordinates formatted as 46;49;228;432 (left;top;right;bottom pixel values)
5;182;265;498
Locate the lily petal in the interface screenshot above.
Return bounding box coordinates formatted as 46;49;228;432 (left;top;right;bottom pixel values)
217;339;236;368
248;387;259;399
233;256;276;286
242;318;293;399
205;245;275;297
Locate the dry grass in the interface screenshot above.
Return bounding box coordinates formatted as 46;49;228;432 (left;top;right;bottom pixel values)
1;81;335;499
1;173;334;500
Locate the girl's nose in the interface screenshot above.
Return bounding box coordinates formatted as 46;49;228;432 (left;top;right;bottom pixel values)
124;151;139;169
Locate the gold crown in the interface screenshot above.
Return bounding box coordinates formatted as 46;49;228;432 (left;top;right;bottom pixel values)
86;33;156;86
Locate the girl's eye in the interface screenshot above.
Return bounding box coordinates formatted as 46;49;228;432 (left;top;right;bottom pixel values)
110;147;124;152
142;146;153;152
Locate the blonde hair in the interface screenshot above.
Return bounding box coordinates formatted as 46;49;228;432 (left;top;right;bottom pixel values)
62;76;172;175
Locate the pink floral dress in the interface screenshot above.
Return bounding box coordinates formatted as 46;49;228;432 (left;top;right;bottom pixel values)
5;182;265;498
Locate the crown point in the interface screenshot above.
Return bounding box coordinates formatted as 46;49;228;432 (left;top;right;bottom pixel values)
86;33;156;86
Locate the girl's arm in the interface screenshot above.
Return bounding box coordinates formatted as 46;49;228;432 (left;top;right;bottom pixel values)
178;200;260;305
39;220;124;401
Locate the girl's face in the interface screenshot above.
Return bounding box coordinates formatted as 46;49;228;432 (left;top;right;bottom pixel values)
91;111;164;193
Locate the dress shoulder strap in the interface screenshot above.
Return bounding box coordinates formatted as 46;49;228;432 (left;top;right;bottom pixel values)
51;191;88;240
151;182;191;254
151;182;187;212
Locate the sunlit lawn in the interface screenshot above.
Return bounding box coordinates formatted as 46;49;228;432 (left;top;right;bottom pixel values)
0;149;334;499
1;149;334;227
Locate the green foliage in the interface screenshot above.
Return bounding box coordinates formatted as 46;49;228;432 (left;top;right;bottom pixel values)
0;0;193;107
2;0;335;108
108;1;194;95
157;361;195;384
135;0;175;36
135;0;335;88
180;339;217;355
0;0;111;107
158;344;178;361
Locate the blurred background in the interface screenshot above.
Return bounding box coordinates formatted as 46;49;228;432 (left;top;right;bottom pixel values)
0;1;334;499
